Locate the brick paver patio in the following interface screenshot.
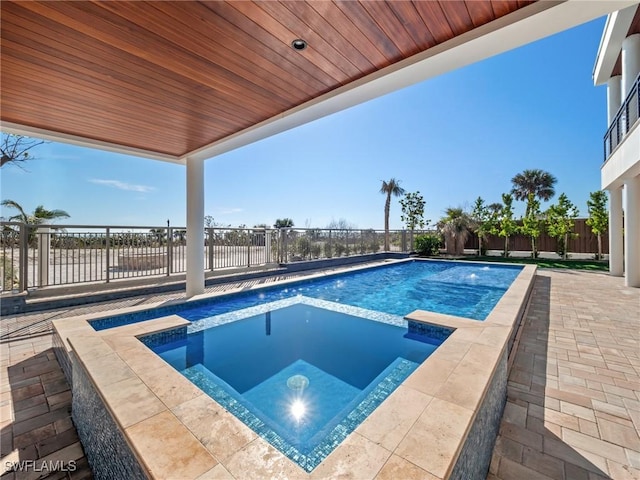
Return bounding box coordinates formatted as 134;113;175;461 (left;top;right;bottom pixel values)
490;270;640;480
1;268;638;479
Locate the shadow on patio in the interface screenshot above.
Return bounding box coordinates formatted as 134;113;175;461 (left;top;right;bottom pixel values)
1;345;92;479
490;272;639;479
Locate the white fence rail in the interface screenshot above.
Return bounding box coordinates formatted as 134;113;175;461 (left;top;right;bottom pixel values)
1;223;426;292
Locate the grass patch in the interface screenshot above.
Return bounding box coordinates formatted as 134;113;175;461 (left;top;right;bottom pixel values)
458;256;609;271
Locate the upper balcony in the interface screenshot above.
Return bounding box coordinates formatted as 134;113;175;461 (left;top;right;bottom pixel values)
604;72;640;160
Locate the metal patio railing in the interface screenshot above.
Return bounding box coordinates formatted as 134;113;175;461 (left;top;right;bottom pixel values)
0;223;428;292
604;73;640;160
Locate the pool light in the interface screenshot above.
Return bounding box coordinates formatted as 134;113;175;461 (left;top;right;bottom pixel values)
290;399;306;421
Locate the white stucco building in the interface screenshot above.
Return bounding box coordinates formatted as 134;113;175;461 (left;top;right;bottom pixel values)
594;4;640;287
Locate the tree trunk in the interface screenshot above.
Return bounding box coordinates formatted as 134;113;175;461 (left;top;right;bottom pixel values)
478;236;482;256
597;233;602;260
445;233;456;255
563;233;568;260
504;236;509;257
531;236;536;259
456;234;466;256
384;194;391;251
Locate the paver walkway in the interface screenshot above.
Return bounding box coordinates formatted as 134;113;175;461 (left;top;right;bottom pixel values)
1;268;638;479
490;270;640;480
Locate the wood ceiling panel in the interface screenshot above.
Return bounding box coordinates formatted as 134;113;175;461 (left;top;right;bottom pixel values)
209;1;340;87
279;1;377;73
97;2;314;102
1;5;261;152
2;13;250;125
334;1;402;61
465;1;497;28
438;2;475;36
306;1;389;68
386;2;436;50
16;1;288;113
0;0;535;158
491;1;523;18
413;2;456;45
230;1;354;84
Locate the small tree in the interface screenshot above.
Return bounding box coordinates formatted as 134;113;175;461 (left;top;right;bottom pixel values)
546;193;579;260
400;191;427;232
471;197;496;256
493;194;518;257
520;193;543;258
586;190;608;260
400;191;428;252
1;134;46;169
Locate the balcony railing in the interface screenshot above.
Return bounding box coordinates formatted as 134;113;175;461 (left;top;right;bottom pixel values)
0;223;430;292
604;73;640;160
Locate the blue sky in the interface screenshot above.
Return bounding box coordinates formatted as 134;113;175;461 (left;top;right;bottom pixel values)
1;17;608;230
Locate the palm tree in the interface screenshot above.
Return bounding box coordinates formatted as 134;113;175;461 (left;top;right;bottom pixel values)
380;178;405;251
438;207;473;256
511;169;557;212
1;200;70;224
274;218;294;229
2;200;70;247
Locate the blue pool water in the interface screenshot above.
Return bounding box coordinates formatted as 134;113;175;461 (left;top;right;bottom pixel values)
91;260;522;330
151;303;444;471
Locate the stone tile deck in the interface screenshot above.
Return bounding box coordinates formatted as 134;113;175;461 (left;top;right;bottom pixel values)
1;267;638;479
490;270;640;480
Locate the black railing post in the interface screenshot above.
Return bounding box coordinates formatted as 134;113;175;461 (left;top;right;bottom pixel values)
605;72;640;161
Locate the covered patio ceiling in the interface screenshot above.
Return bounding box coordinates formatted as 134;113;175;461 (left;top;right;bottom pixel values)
1;1;632;165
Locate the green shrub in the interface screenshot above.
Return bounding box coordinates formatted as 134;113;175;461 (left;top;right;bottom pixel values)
323;242;333;258
1;254;17;289
415;234;442;256
310;243;322;259
296;237;311;259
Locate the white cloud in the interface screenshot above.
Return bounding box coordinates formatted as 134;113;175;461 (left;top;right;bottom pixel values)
213;207;243;215
89;179;154;193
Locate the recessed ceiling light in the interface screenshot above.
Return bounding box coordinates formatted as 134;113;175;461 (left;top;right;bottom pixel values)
291;39;307;51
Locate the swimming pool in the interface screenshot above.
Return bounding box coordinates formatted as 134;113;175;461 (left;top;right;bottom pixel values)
57;259;535;478
148;300;447;471
90;260;523;331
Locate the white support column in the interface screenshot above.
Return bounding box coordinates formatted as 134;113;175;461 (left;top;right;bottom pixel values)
186;156;205;297
608;187;624;277
622;34;640;97
623;176;640;287
606;75;622;125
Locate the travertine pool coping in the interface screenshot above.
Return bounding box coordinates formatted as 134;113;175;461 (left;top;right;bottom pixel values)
52;259;536;479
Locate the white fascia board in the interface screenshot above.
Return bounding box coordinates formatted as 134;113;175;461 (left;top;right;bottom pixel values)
0;122;183;165
593;4;639;86
187;0;636;162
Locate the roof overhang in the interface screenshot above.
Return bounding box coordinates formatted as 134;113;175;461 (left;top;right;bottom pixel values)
2;1;636;165
593;4;640;86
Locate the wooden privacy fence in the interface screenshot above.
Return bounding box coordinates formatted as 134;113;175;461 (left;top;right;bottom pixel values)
464;219;609;254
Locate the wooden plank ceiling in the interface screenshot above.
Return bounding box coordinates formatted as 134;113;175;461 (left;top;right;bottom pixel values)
1;1;534;159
